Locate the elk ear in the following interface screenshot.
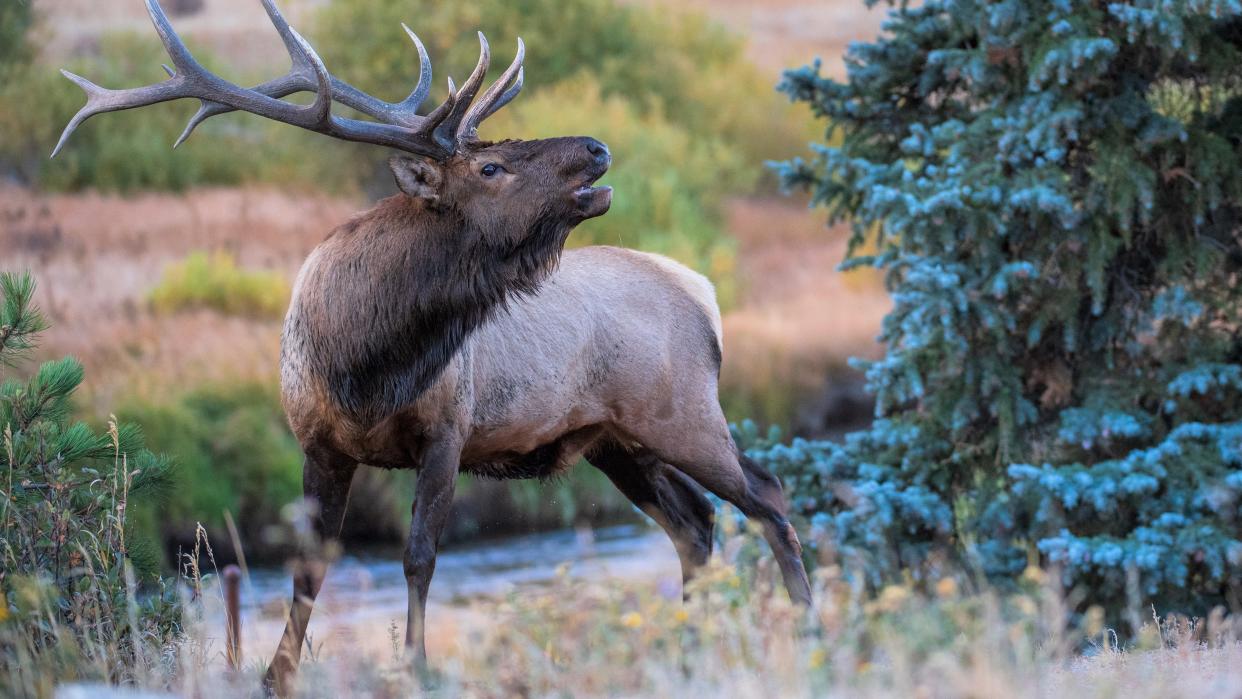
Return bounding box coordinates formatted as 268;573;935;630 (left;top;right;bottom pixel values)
389;155;443;202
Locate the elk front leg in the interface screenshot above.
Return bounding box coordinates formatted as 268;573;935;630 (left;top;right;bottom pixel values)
404;438;461;665
264;448;357;697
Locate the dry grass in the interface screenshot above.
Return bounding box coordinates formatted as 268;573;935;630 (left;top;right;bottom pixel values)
0;185;358;408
720;197;887;424
74;548;1242;699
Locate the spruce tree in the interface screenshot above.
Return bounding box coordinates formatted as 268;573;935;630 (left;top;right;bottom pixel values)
763;1;1242;617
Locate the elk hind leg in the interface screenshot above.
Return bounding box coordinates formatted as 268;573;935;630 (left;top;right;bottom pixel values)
639;424;812;606
587;441;715;590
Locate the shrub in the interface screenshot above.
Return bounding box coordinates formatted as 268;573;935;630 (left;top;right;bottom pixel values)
0;2;33;74
768;0;1242;622
118;381;303;559
149;251;290;320
0;272;180;694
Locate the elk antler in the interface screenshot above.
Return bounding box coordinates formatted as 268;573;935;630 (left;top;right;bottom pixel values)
51;0;524;161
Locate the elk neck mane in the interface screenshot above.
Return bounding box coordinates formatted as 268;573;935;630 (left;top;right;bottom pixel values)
284;193;575;426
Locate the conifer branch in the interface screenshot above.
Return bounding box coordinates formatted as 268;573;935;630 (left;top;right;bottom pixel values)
0;271;48;370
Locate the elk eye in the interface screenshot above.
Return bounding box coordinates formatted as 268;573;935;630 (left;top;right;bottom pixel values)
480;163;502;177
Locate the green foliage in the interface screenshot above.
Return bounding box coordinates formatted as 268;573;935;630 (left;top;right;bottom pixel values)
0;1;33;74
0;33;359;193
0;271;47;367
118;381;303;555
0;272;180;693
149;251;290;320
768;1;1242;621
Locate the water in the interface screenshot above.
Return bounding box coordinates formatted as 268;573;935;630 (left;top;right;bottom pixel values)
238;525;680;625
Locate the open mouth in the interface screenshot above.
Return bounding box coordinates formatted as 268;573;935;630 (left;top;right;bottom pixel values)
573;170;613;217
573;166;610;197
574;183;612;197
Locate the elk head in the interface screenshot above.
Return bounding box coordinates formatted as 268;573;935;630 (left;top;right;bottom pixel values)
51;0;612;231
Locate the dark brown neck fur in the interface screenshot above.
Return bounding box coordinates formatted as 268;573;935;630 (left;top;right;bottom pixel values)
284;194;574;426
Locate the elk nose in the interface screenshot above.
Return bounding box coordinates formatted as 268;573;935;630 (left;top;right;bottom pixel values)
585;138;610;163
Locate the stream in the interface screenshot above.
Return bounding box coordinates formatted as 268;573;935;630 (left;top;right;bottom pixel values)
216;524;680;658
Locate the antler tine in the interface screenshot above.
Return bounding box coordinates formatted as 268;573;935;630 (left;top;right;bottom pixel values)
146;0;332;131
397;24;434;113
259;0;431;127
431;32;492;150
457;38;525;143
177;0;437;147
52;70;155;158
480;67;523;122
145;0;197;74
425;77;458;124
285;27;334;128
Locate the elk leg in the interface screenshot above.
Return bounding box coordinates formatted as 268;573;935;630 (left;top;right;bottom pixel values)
638;427;813;606
404;438;461;665
734;450;814;606
264;449;357;697
688;450;811;605
587;441;715;590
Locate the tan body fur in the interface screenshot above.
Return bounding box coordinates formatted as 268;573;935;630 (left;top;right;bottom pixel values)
282;245;728;481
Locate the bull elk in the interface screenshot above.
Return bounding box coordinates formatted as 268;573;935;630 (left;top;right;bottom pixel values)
53;0;813;693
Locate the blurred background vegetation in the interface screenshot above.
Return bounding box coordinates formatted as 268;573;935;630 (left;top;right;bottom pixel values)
0;0;885;568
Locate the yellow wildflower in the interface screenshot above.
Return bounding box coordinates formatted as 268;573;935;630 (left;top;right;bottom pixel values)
620;611;644;628
935;577;959;599
1021;564;1045;585
875;584;910;613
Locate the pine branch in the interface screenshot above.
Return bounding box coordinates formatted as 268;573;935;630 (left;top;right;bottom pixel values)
0;271;49;371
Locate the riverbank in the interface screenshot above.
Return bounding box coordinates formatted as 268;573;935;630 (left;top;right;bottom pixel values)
79;523;1242;698
207;525;678;667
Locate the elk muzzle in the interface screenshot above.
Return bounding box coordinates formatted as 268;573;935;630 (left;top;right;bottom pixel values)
573;137;612;220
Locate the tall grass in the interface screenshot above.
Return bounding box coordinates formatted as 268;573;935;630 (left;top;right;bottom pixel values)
17;530;1241;698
